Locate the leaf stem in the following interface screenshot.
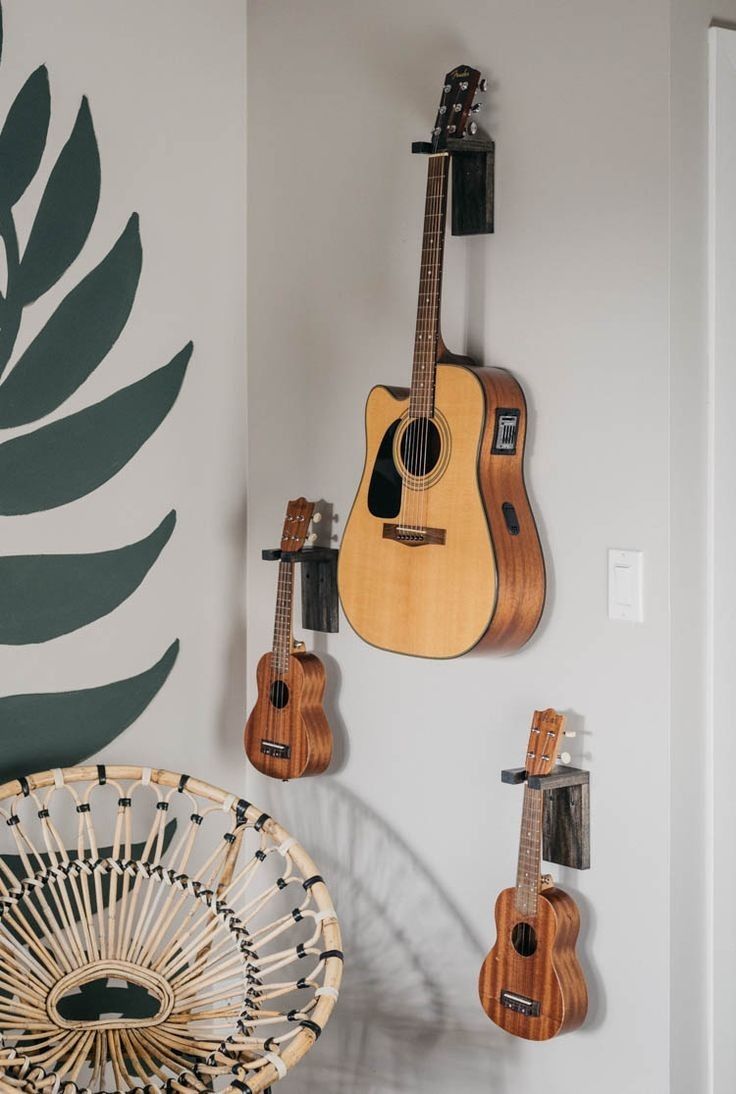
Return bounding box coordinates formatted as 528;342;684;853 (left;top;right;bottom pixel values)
0;208;21;381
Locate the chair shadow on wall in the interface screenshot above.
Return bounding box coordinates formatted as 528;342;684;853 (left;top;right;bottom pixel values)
260;777;518;1094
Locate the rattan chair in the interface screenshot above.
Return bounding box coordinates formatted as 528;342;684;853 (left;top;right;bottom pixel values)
0;765;342;1092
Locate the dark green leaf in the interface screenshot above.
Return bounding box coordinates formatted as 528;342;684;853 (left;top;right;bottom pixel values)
0;214;142;425
18;96;100;304
0;510;175;644
0;65;50;210
0;342;191;514
0;640;179;782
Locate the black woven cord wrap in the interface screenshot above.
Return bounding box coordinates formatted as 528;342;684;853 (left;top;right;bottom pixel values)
254;812;270;831
236;798;251;825
303;874;323;890
18;776;29;797
300;1018;322;1039
97;765;106;785
320;949;344;962
178;773;190;793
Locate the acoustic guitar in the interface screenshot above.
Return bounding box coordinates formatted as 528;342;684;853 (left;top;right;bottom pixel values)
244;498;333;780
478;709;588;1039
338;65;545;659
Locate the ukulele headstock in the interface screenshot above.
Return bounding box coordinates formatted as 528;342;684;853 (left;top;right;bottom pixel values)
280;497;316;553
430;65;485;152
524;708;566;778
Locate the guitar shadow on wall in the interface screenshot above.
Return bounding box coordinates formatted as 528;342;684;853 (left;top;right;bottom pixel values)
260;777;518;1094
464;238;557;649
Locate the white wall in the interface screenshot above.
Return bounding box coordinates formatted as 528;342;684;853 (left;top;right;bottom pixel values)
0;1;247;793
246;2;690;1091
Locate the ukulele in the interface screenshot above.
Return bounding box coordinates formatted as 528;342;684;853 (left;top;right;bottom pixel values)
244;498;333;779
478;709;587;1039
338;65;545;659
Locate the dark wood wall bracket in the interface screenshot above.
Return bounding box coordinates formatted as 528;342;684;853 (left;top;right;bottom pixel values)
412;133;495;235
501;765;591;871
261;547;339;634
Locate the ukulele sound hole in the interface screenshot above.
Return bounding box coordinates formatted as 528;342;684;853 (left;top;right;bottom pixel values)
269;680;290;709
511;922;537;957
400;417;441;478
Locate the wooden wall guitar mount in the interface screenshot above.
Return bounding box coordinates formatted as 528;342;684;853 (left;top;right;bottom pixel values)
339;66;545;659
478;709;588;1040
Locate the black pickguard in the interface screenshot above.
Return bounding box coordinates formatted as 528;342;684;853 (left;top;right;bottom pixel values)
367;419;402;518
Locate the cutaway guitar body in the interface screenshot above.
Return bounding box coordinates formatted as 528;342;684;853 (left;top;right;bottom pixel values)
478;885;588;1041
339;358;545;658
244;651;332;780
337;66;545;658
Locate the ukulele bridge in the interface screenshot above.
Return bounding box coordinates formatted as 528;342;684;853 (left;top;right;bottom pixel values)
260;740;291;760
500;989;540;1018
382;523;446;547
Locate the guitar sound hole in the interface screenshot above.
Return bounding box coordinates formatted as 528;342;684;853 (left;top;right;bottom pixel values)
511;922;537;957
269;680;289;709
400;418;441;478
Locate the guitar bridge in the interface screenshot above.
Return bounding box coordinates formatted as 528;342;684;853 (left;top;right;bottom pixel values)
500;989;540;1017
383;523;446;547
260;740;291;760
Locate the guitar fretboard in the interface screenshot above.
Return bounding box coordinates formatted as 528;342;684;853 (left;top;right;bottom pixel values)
409;152;449;419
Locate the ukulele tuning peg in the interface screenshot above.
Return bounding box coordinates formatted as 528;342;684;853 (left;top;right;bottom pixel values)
559;751;572;766
468;121;478;136
312;511;322;523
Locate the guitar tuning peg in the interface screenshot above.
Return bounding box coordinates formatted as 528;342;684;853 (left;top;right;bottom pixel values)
564;730;576;738
468;121;478;136
559;751;572;766
307;532;317;545
312;511;322;523
470;103;481;113
478;77;488;93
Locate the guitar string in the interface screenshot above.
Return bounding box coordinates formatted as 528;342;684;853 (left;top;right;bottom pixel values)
402;154;438;536
405;153;446;537
419;154;447;536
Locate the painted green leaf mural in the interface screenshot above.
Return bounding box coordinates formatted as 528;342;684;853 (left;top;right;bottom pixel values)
0;344;191;514
0;64;50;211
0;641;179;782
0;2;192;780
0;510;175;644
17;96;100;306
0;212;142;426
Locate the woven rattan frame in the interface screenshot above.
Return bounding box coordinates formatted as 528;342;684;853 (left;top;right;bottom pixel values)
0;765;342;1093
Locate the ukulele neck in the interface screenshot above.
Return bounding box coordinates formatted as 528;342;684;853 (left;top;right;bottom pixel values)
515;784;543;917
271;559;294;675
409;152;449;420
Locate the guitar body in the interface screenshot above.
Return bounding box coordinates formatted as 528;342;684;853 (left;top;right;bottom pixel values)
478;885;588;1040
244;652;332;780
338;359;545;658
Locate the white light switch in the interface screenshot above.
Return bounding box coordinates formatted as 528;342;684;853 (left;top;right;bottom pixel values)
608;549;643;622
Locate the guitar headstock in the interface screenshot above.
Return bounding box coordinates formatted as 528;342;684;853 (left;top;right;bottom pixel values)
280;497;316;553
524;709;566;777
430;65;485;152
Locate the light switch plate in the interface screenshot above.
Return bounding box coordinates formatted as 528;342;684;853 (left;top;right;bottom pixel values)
608;549;643;622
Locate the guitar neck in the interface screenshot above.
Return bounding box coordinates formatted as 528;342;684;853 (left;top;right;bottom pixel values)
409;152;450;419
515;784;543;917
271;559;294;675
